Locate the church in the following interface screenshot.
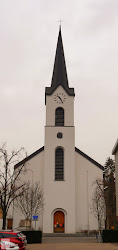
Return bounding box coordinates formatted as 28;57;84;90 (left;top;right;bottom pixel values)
13;28;104;233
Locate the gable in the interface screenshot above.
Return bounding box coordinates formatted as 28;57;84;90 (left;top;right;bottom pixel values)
45;84;74;104
14;146;44;169
75;147;103;170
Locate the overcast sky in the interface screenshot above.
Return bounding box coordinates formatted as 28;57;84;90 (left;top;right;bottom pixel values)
0;0;118;165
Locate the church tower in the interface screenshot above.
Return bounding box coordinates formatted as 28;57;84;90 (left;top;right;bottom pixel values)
43;28;76;233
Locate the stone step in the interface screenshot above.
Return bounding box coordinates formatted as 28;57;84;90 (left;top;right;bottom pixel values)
43;233;95;237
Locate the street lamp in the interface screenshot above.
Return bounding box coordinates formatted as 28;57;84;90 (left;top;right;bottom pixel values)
24;169;33;229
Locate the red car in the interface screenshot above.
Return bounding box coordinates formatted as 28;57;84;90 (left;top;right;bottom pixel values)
0;231;26;250
0;240;19;250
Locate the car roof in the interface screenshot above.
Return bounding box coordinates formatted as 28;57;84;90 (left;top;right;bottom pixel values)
0;230;21;234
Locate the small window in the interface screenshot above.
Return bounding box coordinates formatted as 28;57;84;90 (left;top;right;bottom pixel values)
57;132;63;139
55;148;64;180
7;218;13;229
19;219;31;228
0;207;3;219
55;108;64;126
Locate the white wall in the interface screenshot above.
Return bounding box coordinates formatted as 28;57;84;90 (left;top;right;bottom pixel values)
13;143;104;233
75;151;103;232
13;150;44;231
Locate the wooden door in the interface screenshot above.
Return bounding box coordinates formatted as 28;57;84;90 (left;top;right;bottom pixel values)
0;207;3;219
54;211;64;233
7;219;13;229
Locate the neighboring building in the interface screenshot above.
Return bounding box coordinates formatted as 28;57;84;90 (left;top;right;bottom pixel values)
13;28;104;233
0;206;13;230
112;139;118;217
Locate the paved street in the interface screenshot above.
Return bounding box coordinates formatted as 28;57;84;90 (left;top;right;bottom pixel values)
26;237;118;250
27;242;118;250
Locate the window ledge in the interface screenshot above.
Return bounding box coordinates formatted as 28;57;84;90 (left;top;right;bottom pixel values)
54;180;65;181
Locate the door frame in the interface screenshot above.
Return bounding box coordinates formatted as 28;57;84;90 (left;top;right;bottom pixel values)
52;208;67;233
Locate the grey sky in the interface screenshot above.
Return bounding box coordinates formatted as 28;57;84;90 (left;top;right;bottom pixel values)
0;0;118;165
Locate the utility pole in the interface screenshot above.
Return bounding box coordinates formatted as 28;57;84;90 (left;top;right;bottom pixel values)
87;171;89;236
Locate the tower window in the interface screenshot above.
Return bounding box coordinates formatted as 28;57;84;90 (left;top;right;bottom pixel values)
55;147;64;181
55;108;64;126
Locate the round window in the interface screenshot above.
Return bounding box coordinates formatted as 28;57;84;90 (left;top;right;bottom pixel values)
57;132;63;139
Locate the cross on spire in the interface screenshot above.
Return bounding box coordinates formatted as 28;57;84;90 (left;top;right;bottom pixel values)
58;19;63;29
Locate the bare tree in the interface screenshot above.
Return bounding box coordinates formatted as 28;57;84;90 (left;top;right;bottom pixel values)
91;179;106;232
0;143;26;229
15;181;44;229
104;157;116;229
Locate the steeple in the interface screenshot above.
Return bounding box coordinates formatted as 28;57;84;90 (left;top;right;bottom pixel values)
51;27;69;89
45;29;75;103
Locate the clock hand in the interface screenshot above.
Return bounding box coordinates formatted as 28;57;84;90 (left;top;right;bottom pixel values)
58;96;63;103
56;94;63;103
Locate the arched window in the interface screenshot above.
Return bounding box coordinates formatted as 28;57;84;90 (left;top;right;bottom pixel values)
55;108;64;126
55;148;64;180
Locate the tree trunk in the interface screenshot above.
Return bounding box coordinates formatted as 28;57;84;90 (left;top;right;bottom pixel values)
2;211;7;230
2;163;8;230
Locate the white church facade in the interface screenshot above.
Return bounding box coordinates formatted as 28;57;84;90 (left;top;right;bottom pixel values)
13;29;104;233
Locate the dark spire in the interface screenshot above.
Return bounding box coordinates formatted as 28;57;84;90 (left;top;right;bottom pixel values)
45;29;75;102
51;27;69;89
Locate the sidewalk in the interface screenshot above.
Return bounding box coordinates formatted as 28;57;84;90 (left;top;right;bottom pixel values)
42;236;96;243
27;243;118;250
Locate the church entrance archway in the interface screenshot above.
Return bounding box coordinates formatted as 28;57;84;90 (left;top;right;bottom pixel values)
54;211;65;233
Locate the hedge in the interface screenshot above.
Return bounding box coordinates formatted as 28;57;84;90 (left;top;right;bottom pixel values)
102;230;118;243
22;230;42;244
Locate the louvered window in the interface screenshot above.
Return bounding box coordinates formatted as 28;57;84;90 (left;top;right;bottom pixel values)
55;108;64;126
55;148;64;180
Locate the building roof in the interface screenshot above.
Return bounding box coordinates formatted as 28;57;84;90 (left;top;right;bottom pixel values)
14;146;44;169
75;147;104;170
14;145;103;171
45;28;75;102
112;138;118;155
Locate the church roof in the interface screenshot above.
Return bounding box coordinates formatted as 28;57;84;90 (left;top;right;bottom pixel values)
112;138;118;155
14;145;103;171
45;28;75;102
14;146;44;169
75;147;104;170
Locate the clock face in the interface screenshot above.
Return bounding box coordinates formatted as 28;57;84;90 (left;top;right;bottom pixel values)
54;93;66;104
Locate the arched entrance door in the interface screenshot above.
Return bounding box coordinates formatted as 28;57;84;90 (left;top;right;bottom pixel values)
54;211;65;233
